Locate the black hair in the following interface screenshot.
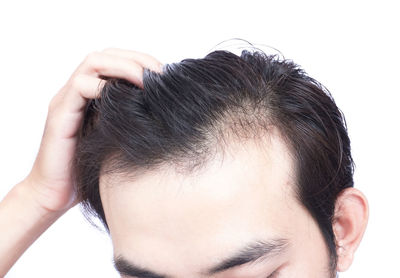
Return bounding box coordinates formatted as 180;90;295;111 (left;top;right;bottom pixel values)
73;47;354;274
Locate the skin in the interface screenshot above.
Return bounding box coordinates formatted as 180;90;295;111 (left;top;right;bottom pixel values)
100;135;333;278
0;48;368;277
0;48;162;275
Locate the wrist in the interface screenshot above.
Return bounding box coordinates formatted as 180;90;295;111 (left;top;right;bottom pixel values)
12;179;68;220
0;180;66;276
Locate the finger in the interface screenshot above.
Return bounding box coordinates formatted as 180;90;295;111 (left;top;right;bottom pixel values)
101;47;163;73
71;52;145;88
68;74;107;99
54;75;106;115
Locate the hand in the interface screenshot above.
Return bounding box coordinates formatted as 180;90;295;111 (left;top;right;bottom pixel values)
23;48;163;213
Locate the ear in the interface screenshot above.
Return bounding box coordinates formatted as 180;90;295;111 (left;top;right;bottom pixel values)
332;187;369;272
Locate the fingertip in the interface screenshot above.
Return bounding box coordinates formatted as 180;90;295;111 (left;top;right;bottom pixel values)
149;62;163;73
135;77;144;89
157;63;164;73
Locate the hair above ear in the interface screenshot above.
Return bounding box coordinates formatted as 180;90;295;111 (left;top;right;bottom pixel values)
333;187;369;272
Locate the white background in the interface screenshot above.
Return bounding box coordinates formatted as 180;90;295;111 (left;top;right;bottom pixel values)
0;0;399;277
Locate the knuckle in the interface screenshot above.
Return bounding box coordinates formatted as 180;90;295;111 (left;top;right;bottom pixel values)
48;93;61;112
101;47;115;53
69;74;84;90
84;51;100;64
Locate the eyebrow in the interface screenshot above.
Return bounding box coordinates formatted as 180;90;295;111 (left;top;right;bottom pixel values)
113;238;288;278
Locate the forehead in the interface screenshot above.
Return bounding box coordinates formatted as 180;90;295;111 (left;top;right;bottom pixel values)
99;133;299;273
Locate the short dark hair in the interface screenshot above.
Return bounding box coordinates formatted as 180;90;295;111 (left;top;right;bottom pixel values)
73;48;354;272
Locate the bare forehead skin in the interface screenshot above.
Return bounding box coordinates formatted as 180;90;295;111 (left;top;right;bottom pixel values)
99;131;313;275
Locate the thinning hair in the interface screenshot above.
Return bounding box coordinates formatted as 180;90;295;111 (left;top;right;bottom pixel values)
73;48;354;273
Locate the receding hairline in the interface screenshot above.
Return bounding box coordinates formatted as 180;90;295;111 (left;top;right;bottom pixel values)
99;125;297;196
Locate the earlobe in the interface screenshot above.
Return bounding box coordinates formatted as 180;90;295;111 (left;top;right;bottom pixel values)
332;187;369;272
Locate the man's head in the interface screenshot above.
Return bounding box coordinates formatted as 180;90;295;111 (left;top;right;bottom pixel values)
73;49;368;277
